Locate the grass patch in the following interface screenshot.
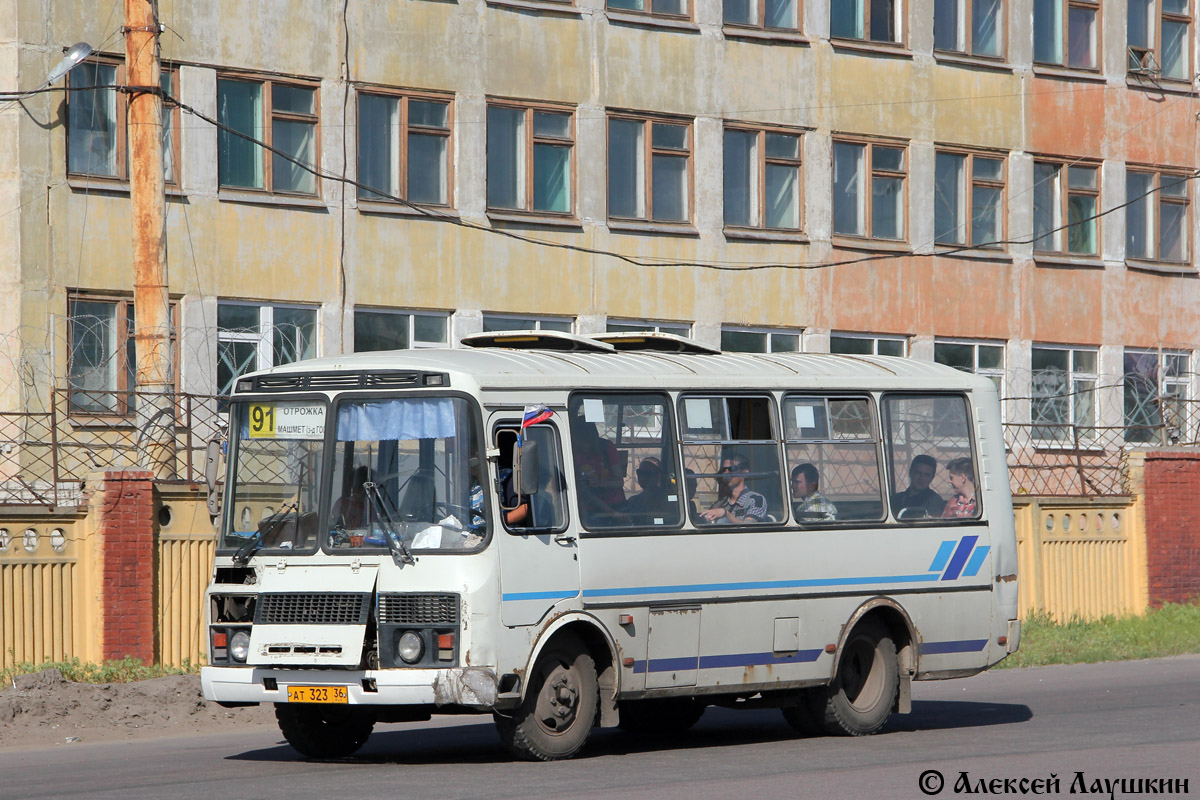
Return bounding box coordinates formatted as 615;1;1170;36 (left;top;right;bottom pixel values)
2;656;199;686
998;602;1200;668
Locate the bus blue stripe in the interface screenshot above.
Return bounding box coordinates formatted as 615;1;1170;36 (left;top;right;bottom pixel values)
500;590;579;602
940;535;979;581
633;649;824;673
928;540;957;572
961;546;990;577
581;574;936;598
920;639;988;655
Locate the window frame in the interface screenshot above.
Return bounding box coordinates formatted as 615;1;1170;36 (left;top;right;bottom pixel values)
66;292;180;418
66;56;182;186
933;0;1007;60
217;72;321;197
494;421;571;535
355;87;454;208
720;326;803;353
1124;348;1193;443
831;136;909;243
216;301;320;397
881;392;983;522
1128;0;1192;81
1125;167;1191;266
353;307;450;352
723;123;804;233
1030;344;1100;448
1032;158;1101;257
829;332;908;357
606;111;695;226
481;313;575;334
933;339;1006;418
828;0;906;46
606;319;693;337
606;0;692;21
1034;0;1101;70
722;0;801;32
486;99;576;219
933;147;1007;250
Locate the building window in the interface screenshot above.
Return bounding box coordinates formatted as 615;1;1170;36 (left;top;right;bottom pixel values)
482;314;574;333
1034;0;1099;69
1033;161;1098;255
487;102;574;216
608;114;692;224
724;126;802;231
354;309;449;352
1127;169;1190;264
934;339;1005;398
218;76;318;195
934;0;1004;57
721;327;802;353
1124;349;1191;443
217;303;318;396
607;319;692;337
934;150;1005;248
608;0;689;17
357;91;451;206
1128;0;1190;80
829;333;906;356
67;295;177;416
830;0;902;43
724;0;798;29
67;59;179;183
1032;346;1098;445
832;139;906;241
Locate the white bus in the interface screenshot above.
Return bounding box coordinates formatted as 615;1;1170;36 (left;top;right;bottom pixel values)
201;331;1019;760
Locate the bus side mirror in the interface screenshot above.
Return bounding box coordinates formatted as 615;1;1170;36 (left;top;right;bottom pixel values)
513;440;540;496
205;438;223;519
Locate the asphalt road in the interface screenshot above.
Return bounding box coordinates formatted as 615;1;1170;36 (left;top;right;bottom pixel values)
2;656;1196;800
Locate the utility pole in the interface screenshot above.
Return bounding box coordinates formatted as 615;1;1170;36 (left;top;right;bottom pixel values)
125;0;175;479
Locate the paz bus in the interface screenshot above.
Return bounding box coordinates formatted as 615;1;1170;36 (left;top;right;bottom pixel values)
201;330;1020;760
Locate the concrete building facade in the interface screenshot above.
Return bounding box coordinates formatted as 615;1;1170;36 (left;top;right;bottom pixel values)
2;0;1198;457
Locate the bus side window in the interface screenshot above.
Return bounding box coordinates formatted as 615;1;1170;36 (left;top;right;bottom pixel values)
495;424;569;532
882;394;980;521
680;395;783;526
782;396;884;524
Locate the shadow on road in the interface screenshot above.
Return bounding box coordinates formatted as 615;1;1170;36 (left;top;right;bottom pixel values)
225;699;1032;766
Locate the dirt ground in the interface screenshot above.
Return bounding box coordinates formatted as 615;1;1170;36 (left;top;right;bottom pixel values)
0;669;276;750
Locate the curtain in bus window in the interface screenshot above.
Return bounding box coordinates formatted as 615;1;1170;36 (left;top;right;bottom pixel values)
783;397;883;523
336;398;457;441
567;394;681;530
882;395;979;520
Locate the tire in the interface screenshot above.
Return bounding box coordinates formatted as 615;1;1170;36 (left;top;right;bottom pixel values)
808;618;899;736
274;703;375;759
618;698;706;735
495;632;599;761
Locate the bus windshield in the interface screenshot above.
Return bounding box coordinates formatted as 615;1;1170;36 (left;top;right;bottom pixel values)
326;396;486;553
222;399;326;554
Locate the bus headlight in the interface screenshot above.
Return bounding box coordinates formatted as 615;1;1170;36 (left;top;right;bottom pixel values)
230;630;251;663
397;631;424;664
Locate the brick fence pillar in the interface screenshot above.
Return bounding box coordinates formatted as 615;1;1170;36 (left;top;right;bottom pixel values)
1141;452;1200;607
99;469;156;663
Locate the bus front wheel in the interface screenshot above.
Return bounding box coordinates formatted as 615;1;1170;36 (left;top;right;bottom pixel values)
495;632;598;761
809;618;898;736
274;703;375;759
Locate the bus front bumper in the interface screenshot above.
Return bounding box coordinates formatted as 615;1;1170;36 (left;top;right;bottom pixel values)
201;665;499;708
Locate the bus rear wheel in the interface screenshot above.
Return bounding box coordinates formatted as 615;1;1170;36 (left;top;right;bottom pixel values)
809;618;898;736
495;632;598;761
618;698;706;735
275;703;375;759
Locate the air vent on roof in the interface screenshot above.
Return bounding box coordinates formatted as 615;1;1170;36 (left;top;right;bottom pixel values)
586;332;721;354
246;371;433;392
461;330;616;352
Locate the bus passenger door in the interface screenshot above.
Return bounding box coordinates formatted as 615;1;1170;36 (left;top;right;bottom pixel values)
494;420;581;627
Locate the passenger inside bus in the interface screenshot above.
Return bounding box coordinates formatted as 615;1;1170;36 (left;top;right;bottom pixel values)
331;465;370;528
570;415;627;526
942;457;978;518
890;455;946;518
791;462;838;521
622;456;676;525
700;452;770;524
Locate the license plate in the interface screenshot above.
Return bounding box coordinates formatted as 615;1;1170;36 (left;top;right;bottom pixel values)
286;685;349;704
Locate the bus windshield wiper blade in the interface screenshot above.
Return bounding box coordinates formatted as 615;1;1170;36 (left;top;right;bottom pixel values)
363;481;415;566
233;501;298;565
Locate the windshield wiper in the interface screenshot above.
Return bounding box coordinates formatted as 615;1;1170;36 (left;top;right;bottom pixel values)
233;501;298;565
363;481;416;566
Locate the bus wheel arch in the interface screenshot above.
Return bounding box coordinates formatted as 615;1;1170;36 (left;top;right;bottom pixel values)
834;598;918;691
525;614;619;727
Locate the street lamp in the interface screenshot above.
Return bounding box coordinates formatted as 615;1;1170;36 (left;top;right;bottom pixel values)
0;41;93;99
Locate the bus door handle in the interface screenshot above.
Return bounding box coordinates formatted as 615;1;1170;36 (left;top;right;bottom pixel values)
554;533;577;546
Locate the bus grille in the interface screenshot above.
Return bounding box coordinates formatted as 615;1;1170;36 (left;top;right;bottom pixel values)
255;593;370;625
377;593;459;625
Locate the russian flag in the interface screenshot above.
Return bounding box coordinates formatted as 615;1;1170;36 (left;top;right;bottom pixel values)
522;404;554;429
